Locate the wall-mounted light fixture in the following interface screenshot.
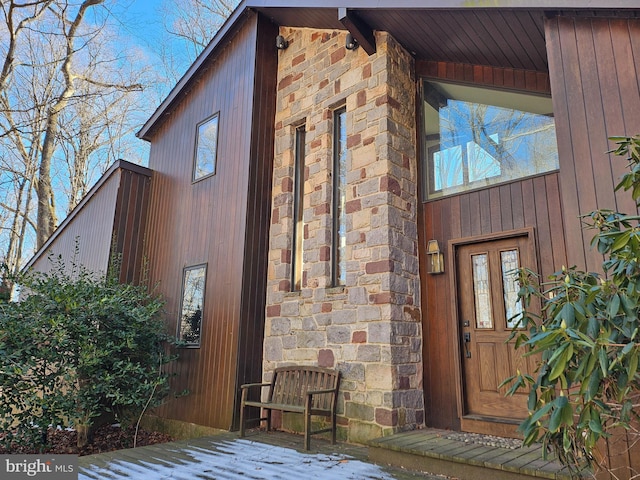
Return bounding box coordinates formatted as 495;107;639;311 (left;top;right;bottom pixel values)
276;35;289;50
427;240;444;274
345;33;359;50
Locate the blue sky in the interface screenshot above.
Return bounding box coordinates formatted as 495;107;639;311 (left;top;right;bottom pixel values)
111;0;167;52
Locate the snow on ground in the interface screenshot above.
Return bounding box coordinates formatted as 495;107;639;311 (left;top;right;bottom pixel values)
79;437;401;479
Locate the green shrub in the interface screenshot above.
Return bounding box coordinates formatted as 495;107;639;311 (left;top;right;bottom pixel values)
504;135;640;476
0;256;175;450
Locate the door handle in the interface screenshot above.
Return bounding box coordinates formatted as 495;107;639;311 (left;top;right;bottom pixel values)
463;332;471;358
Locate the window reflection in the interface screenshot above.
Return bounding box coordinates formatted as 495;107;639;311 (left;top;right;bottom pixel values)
333;107;347;286
178;265;206;346
423;81;558;199
194;113;219;181
292;124;305;291
472;253;493;329
501;250;524;329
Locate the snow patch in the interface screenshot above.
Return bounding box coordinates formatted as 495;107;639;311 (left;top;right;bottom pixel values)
79;438;398;479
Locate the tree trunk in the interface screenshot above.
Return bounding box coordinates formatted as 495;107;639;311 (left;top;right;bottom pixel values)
36;133;57;249
35;0;104;249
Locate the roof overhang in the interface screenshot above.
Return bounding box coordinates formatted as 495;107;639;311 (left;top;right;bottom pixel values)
23;160;151;271
138;1;640;141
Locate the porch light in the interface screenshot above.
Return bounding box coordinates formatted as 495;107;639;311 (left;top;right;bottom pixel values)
345;33;359;50
427;240;444;274
276;35;289;50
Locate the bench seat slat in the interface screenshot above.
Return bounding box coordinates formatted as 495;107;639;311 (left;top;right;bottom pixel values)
242;401;332;416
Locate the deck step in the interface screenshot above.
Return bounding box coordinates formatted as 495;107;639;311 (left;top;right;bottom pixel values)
368;429;583;480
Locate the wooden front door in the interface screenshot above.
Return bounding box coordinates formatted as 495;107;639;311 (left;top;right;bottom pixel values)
456;234;537;434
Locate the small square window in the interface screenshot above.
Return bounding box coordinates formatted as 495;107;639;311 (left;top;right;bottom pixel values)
177;264;206;347
193;113;219;181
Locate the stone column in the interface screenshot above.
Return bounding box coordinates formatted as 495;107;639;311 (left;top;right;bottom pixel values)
266;27;424;443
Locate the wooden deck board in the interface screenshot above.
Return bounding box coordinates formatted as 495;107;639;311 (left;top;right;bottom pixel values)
79;430;443;479
368;429;585;480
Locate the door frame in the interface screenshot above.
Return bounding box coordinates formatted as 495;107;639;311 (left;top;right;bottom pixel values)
448;226;538;436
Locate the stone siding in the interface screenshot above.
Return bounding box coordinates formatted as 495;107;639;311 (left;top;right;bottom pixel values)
266;27;423;443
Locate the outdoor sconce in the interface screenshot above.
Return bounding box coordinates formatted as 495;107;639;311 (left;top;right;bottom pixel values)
427;240;445;274
345;33;359;50
276;35;289;50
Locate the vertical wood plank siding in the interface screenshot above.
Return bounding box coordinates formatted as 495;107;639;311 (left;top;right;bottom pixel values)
27;162;151;282
417;61;567;430
111;169;152;284
233;18;278;430
546;14;640;480
30;174;118;276
144;13;276;430
416;60;550;93
546;15;640;272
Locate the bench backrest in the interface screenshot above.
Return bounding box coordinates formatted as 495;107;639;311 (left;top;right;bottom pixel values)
269;366;339;409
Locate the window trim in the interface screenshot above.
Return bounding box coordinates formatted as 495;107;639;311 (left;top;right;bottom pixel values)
177;263;207;348
193;112;220;183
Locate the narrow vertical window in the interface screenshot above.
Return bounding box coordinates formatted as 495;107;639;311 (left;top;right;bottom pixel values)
291;124;305;291
178;264;206;347
332;107;347;286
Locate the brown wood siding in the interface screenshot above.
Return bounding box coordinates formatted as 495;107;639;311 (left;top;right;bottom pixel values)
418;61;567;430
27;161;151;280
29;174;118;276
546;13;640;480
416;60;550;93
28;160;151;282
546;15;640;273
421;173;567;430
144;13;275;431
111;169;152;284
233;16;278;430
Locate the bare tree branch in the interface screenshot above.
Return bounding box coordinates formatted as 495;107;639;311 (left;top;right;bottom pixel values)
0;0;152;294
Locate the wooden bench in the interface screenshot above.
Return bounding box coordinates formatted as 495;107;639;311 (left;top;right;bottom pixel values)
239;366;340;450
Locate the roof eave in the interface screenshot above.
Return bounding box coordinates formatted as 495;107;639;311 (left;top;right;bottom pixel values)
137;1;251;141
245;0;640;9
137;0;639;140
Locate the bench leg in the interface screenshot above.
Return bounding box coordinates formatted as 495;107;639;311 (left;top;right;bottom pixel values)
331;412;336;445
239;402;246;437
304;412;311;451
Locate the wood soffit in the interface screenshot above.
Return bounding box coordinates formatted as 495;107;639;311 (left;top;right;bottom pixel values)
138;1;639;140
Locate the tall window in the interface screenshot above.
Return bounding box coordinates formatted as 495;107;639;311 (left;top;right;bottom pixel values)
422;80;559;200
193;113;219;182
291;124;305;291
332;107;347;286
177;264;206;347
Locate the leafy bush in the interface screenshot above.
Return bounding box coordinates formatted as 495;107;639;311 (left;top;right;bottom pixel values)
505;135;640;475
0;256;175;450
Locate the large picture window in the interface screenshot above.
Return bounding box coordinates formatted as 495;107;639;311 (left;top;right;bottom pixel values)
193;113;219;181
177;264;206;347
422;80;558;200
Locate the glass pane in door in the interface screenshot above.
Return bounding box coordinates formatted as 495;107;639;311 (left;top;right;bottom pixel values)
472;253;493;329
501;249;524;329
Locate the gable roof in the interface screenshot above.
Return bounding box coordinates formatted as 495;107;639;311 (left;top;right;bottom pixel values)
138;1;640;140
